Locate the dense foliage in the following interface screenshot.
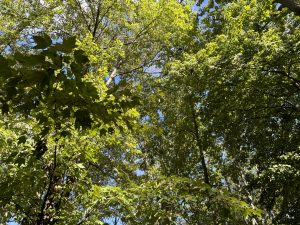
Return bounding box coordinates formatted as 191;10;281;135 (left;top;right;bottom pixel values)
0;0;299;224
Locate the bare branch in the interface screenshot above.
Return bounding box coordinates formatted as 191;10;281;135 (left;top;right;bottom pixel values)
92;3;101;38
106;68;118;86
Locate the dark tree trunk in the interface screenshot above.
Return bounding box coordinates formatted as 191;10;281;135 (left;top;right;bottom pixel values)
190;104;210;185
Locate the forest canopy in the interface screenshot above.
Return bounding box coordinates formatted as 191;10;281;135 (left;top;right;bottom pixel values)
0;0;299;224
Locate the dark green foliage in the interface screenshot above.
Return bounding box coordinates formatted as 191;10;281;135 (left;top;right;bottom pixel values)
0;35;139;131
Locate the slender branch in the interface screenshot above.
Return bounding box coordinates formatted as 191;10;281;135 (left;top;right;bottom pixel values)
92;3;101;38
106;67;118;86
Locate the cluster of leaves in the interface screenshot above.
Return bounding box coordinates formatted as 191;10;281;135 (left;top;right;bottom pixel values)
0;34;139;130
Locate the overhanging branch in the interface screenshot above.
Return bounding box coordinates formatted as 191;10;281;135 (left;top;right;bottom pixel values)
275;0;300;16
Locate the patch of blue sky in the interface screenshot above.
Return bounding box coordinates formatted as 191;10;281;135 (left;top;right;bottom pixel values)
103;217;122;225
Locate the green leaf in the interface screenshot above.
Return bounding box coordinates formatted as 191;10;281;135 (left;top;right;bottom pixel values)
57;36;77;53
76;163;85;169
6;152;18;162
1;102;9;114
40;126;50;137
15;156;26;166
75;109;93;129
62;108;71;118
74;50;89;64
14;52;27;64
18;135;27;144
37;114;48;124
60;130;71;137
100;128;107;136
0;56;13;75
33;34;52;49
108;127;114;134
70;61;82;76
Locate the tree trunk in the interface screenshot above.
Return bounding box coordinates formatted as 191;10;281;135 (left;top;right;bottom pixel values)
190;104;210;185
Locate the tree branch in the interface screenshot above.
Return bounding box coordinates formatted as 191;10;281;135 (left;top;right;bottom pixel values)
190;101;210;185
92;3;101;38
275;0;300;16
106;68;117;86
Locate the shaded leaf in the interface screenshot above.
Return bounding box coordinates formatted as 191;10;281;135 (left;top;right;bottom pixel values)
33;34;52;49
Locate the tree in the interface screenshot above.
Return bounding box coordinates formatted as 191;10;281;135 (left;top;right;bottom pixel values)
152;0;300;224
1;0;297;224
